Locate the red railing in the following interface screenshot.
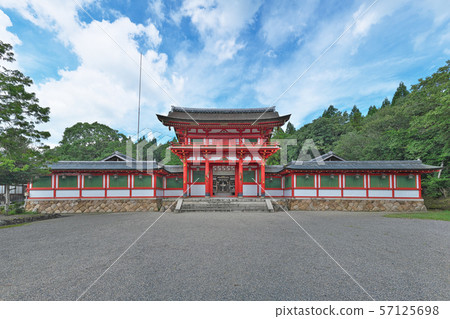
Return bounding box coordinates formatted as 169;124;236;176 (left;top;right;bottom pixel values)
170;141;280;147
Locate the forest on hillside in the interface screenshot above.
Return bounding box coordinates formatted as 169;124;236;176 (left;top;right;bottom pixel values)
49;61;449;199
268;61;449;198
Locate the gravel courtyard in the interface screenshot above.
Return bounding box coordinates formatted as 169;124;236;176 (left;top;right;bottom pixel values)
0;210;448;301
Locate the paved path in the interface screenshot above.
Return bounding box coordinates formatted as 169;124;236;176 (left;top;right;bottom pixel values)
0;211;448;300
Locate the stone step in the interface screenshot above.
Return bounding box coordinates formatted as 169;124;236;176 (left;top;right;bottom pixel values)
179;198;272;213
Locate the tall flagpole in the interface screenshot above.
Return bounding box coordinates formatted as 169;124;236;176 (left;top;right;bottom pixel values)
136;52;142;161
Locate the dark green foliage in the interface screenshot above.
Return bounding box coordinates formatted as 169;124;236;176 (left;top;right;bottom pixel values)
367;105;378;116
0;41;51;212
285;122;296;135
272;61;449;198
349;105;363;130
381;97;391;108
50;122;128;161
391;81;409;105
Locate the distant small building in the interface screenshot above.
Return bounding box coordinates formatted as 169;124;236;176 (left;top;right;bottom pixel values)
25;106;440;213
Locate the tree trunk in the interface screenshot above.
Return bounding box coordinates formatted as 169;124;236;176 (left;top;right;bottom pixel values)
5;184;10;214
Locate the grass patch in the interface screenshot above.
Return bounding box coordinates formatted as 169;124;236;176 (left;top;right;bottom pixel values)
384;211;450;221
0;223;31;229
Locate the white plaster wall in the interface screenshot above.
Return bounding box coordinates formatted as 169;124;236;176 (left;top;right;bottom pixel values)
55;190;79;198
243;184;258;196
265;189;283;197
106;189;129;197
368;190;392;198
165;189;183;197
131;189;154;197
82;190;105;197
284;189;292;197
190;184;205;196
155;189;164;197
318;189;341;197
29;190;53;198
343;189;366;197
294;189;316;197
394;190;420;198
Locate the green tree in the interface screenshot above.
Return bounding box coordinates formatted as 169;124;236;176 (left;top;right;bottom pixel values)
51;122;128;161
285;122;296;135
322;105;339;118
391;81;409;105
381;97;391;108
367;105;378;116
0;41;50;212
349;105;363;130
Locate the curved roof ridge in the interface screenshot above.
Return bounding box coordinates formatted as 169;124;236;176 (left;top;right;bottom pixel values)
170;106;276;113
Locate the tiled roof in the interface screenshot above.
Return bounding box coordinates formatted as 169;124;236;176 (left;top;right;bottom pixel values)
310;151;346;162
49;161;161;171
157;106;290;124
171;106;276;113
286;160;441;171
101;151;135;162
49;160;440;173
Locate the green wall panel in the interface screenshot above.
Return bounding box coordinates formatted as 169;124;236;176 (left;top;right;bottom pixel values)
193;170;205;183
285;175;292;188
58;176;78;188
370;175;389;188
345;175;364;188
296;175;314;188
156;176;163;188
167;177;183;188
396;175;416;188
134;175;152;188
84;175;103;188
109;175;128;188
243;170;256;183
265;177;281;188
33;176;52;188
320;175;339;188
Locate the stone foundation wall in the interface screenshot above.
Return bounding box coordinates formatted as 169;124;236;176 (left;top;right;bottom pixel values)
25;198;427;214
25;198;179;214
282;198;427;212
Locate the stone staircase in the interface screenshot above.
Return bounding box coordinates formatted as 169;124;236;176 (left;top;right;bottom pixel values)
175;198;274;213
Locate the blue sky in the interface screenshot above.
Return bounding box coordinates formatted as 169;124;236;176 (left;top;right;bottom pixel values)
0;0;449;146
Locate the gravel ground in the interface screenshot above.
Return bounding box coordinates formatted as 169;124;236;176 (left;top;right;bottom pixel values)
0;210;448;301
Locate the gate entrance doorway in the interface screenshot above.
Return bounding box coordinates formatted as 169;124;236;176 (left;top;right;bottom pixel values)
212;166;235;197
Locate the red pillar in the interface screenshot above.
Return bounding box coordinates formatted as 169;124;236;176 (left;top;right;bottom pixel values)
261;160;266;198
205;157;210;198
183;158;188;197
238;157;243;197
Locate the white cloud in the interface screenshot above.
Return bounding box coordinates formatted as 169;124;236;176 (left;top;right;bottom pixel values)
259;0;317;48
176;0;262;62
1;1;176;145
0;9;21;46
